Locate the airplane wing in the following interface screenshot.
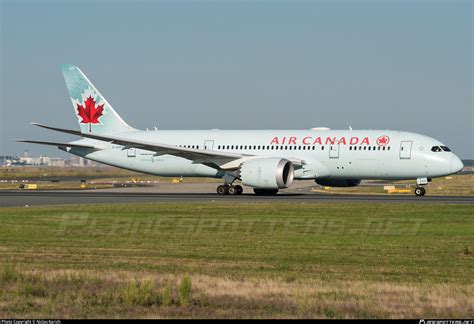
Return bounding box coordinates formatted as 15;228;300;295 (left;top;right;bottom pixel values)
16;139;98;150
30;123;305;170
29;123;251;169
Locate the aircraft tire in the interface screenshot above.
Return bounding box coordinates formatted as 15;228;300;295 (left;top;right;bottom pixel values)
234;185;244;195
227;186;237;195
217;185;229;195
415;187;426;196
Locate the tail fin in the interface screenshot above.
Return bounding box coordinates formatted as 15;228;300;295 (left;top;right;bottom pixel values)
61;64;135;134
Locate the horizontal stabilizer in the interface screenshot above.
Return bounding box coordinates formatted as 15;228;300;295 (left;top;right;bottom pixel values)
16;139;97;150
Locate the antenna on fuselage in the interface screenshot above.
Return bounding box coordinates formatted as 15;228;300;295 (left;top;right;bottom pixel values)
349;126;353;131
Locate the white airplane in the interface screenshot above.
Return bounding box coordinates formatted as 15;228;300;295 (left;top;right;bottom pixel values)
18;65;464;196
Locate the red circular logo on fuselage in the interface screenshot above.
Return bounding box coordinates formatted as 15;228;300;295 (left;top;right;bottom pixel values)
377;135;390;146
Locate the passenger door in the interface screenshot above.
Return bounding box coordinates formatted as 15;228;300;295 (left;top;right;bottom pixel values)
399;141;412;159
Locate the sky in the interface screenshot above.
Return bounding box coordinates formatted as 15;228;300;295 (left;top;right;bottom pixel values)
1;0;473;158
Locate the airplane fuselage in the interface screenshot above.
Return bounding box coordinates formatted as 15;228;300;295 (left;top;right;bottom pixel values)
66;129;463;181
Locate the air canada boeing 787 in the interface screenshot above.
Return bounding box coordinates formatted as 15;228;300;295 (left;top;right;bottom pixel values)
18;65;464;196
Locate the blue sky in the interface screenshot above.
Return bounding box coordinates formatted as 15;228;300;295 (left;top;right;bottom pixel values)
1;0;472;158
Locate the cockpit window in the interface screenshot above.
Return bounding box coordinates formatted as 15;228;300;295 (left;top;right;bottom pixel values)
431;146;451;152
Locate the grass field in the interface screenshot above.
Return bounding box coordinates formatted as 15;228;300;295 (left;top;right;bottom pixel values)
0;202;473;318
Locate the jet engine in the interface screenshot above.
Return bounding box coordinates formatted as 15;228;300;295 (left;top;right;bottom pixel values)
315;179;361;187
240;158;294;189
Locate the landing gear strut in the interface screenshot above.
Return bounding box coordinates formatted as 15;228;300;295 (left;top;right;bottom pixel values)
217;171;244;196
414;187;426;197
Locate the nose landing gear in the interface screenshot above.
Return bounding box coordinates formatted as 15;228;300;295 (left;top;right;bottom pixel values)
414;177;430;197
414;186;426;196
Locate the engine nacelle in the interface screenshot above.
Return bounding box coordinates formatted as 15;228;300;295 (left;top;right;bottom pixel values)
240;158;294;189
315;178;361;187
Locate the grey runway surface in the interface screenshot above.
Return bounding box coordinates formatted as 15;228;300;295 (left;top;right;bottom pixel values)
0;191;473;207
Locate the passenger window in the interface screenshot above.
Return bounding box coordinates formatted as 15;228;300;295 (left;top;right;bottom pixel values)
387;146;390;151
378;146;381;150
368;146;371;151
322;146;324;150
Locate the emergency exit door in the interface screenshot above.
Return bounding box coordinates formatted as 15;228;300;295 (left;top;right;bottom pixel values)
399;141;412;159
127;148;136;157
204;140;214;150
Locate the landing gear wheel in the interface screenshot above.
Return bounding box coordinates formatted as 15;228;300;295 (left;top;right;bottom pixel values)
234;185;244;195
217;185;229;195
414;187;426;196
253;188;279;196
227;186;237;195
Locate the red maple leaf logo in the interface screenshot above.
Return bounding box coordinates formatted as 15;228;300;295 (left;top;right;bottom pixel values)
377;135;390;146
76;96;104;132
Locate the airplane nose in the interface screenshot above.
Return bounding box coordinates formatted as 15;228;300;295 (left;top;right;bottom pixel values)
450;155;464;173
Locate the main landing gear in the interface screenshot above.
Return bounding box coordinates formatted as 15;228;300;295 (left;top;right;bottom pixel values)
217;184;243;195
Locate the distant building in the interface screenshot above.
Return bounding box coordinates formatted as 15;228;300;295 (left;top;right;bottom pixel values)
50;158;66;168
0;155;21;167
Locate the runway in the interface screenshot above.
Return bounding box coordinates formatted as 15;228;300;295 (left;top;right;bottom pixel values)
0;191;473;207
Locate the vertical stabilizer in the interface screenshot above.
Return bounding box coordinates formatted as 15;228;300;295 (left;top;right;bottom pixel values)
61;64;135;134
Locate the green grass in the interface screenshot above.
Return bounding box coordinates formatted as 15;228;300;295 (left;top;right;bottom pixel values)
0;202;472;318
